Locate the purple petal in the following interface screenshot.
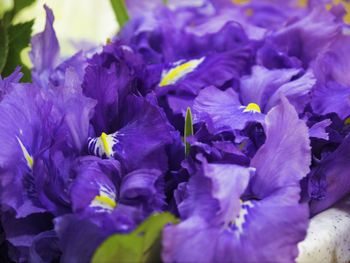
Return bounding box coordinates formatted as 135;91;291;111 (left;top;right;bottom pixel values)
54;214;106;263
264;69;316;113
271;6;340;66
309;134;350;215
193;86;265;133
119;168;166;212
311;81;350;119
250;95;311;204
88;95;173;172
309;119;332;140
215;200;309;263
0;66;23;99
162;216;220;263
178;160;251;226
70;156;121;216
29;5;60;88
239;65;301;110
50;67;97;152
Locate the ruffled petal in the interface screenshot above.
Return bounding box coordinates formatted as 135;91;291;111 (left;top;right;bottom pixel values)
250;95;311;204
215;200;309;263
178;159;251;226
88;95;173;172
311;81;350;119
119;168;166;212
29;5;60;88
193;86;265;133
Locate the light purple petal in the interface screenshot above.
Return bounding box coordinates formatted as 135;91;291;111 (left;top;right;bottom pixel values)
29;5;60;88
193;86;265;133
239;65;301;110
250;95;311;204
311;81;350;119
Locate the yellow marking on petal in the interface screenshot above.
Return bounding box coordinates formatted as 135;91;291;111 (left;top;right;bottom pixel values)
238;141;247;151
159;58;205;87
106;38;112;44
246;8;253;16
93;195;117;209
16;137;33;169
345;118;350;125
325;3;333;10
297;0;308;7
232;0;250;4
344;12;350;24
243;103;261;113
100;132;111;158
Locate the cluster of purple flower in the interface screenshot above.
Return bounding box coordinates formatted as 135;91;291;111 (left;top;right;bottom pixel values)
1;0;350;262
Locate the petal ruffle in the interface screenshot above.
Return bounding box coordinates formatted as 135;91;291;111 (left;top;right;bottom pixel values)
250;95;311;204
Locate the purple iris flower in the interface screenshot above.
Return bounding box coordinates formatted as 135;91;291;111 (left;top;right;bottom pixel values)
192;66;315;134
162;95;311;262
52;154;166;262
86;94;174;172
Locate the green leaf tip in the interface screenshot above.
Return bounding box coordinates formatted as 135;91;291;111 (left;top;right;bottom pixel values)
91;212;179;263
110;0;130;29
184;107;193;156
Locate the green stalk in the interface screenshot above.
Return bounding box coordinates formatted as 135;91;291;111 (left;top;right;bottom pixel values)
110;0;130;29
184;107;193;156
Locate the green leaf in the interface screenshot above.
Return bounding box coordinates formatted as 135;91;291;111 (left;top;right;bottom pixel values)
0;20;9;74
13;0;36;15
109;0;130;29
3;0;36;26
184;107;194;156
162;0;168;5
2;20;34;82
91;212;179;263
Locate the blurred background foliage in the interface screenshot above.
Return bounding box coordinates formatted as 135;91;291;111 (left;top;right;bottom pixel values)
0;0;118;81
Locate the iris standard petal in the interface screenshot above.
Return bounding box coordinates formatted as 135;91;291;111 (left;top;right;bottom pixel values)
250;95;311;204
29;5;60;89
88;95;173;172
193;86;265;133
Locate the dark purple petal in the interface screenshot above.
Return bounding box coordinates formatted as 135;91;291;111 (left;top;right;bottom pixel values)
1;210;54;261
156;48;251;96
29;231;61;263
49;68;97;152
119;169;166;212
309;134;350;215
54;214;106;263
83;65;119;135
88;95;173;172
271;6;340;66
